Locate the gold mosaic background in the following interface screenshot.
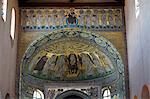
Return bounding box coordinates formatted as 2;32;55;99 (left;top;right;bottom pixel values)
18;31;126;66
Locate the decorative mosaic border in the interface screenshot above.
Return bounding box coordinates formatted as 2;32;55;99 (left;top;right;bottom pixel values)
21;8;124;32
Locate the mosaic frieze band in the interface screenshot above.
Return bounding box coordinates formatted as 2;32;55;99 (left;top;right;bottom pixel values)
21;8;124;32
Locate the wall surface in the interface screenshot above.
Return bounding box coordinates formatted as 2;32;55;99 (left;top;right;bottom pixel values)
18;7;128;99
0;0;19;98
125;0;150;98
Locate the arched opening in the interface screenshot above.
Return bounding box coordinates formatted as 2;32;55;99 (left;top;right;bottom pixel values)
141;85;150;99
103;89;111;99
55;90;90;99
5;93;10;99
64;95;83;99
10;8;16;40
33;89;44;99
134;95;138;99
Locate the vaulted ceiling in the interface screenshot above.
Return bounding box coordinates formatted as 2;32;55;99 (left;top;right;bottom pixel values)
19;0;124;7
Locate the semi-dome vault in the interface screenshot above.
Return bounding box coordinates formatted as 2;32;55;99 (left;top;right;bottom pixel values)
21;30;124;83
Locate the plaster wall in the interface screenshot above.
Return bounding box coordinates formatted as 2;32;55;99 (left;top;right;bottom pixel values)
125;0;150;98
0;0;19;98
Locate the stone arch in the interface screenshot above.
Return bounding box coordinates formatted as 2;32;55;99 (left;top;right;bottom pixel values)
55;89;90;99
141;85;150;99
33;89;44;99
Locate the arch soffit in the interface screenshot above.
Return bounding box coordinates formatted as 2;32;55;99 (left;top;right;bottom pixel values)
55;89;90;99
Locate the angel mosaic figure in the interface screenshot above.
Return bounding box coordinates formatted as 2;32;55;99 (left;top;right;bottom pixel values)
78;9;85;26
80;53;95;77
44;10;52;26
21;10;28;27
42;54;57;76
37;10;42;27
54;55;66;78
51;10;58;26
90;53;105;74
101;10;107;27
114;9;122;27
59;10;66;26
85;10;92;27
91;10;99;26
30;10;37;26
108;10;114;27
25;10;32;26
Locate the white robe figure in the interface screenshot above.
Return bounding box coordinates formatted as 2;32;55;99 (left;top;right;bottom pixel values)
42;54;57;75
80;53;94;77
54;55;66;78
90;53;105;74
101;10;107;27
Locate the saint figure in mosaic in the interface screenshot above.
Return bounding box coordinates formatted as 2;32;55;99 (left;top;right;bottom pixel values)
101;10;107;27
68;54;78;74
33;54;48;73
108;10;114;27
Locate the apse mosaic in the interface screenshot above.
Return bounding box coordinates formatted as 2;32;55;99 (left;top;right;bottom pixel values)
22;30;124;81
29;42;114;81
19;7;128;99
21;8;123;32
